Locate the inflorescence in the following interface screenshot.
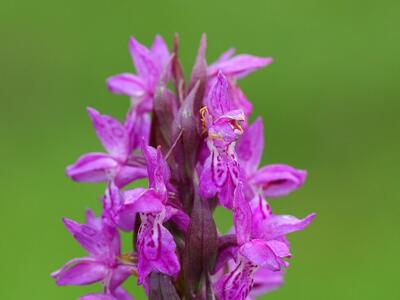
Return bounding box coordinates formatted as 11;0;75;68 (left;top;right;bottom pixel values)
51;34;315;300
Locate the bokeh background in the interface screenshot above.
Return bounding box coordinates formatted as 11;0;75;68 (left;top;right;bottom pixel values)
1;0;399;299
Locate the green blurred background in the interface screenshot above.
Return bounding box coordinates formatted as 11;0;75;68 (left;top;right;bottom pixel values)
1;0;399;299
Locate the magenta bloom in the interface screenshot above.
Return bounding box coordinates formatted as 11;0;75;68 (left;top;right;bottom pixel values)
214;184;290;300
213;255;284;300
214;183;315;300
54;34;315;300
51;210;135;299
208;49;272;116
199;72;245;209
102;181;161;232
237;118;307;199
107;36;170;113
135;144;186;287
66;108;147;187
249;195;315;242
101;145;189;289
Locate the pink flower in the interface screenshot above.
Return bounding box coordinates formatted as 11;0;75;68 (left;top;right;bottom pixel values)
208;48;273;116
107;36;170;114
51;210;135;299
55;34;315;300
199;72;245;208
66;108;147;187
134;144;188;288
214;183;315;300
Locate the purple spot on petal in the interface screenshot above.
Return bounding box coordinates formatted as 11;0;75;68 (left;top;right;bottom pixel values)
112;127;124;138
82;226;96;236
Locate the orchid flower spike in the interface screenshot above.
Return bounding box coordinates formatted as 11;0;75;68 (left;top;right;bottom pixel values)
54;34;315;300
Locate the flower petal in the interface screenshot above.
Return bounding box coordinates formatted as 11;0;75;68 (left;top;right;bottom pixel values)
129;36;160;88
212;234;239;274
208;54;273;79
250;267;284;297
53;258;108;286
206;71;231;117
199;157;218;200
125;109;151;149
229;83;253;117
218;177;236;210
102;181;124;227
141;144;170;195
80;294;116;300
151;35;170;69
63;215;119;260
251;164;307;198
256;213;316;240
114;165;147;188
213;48;236;64
233;182;252;245
137;213;180;283
214;256;256;300
87;107;129;159
107;73;146;97
211;146;228;188
239;239;279;269
51;257;95;279
123;189;164;216
122;187;147;201
265;240;291;258
249;195;273;238
85;209;103;231
66;153;118;183
237;118;264;175
108;265;134;293
164;205;190;232
80;288;133;300
113;288;134;300
116;187;147;232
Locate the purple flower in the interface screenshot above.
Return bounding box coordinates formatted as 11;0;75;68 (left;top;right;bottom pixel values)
208;49;273;116
51;210;136;298
199;72;245;209
214;183;315;300
134;144;187;288
249;194;316;243
102;181;162;232
66;107;147;187
102;180;189;234
236;118;307;199
107;35;170;114
100;144;190;289
213;246;284;300
56;35;315;299
136;211;180;289
209;49;273;80
214;237;288;300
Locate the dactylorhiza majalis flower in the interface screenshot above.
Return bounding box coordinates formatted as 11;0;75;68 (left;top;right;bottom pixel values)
53;34;316;300
66;107;148;187
51;210;136;300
